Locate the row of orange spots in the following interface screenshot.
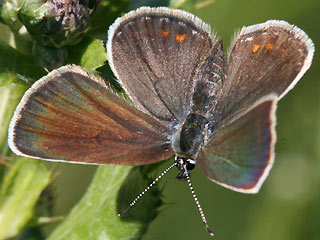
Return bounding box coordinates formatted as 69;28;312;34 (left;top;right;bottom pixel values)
252;42;276;53
161;29;187;43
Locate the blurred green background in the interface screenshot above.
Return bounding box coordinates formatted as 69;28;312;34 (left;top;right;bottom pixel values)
0;0;319;239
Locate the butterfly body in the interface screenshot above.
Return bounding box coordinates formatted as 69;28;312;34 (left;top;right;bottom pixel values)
177;113;209;154
171;111;209;179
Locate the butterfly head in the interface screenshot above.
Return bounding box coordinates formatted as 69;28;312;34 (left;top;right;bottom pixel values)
175;155;196;180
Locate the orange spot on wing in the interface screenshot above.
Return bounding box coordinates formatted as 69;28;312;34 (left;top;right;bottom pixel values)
281;48;286;54
266;43;274;50
252;44;261;53
161;30;170;37
176;33;187;43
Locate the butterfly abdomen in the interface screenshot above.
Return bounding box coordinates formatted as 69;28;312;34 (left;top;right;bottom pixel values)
177;113;208;156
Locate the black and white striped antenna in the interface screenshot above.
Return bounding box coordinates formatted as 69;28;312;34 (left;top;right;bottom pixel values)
118;162;177;217
184;168;214;237
118;161;214;237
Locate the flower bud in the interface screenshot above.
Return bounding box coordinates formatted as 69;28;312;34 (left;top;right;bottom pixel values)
32;42;68;70
19;0;91;48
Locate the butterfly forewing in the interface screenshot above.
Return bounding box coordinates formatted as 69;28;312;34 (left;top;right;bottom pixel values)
215;21;314;124
8;65;174;165
107;7;215;124
198;95;277;193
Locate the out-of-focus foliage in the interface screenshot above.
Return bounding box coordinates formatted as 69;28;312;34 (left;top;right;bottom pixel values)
0;0;319;239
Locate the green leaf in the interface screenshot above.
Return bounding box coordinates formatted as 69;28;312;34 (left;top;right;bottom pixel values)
49;165;162;240
87;0;130;39
0;83;28;155
68;36;107;72
0;0;25;31
169;0;197;11
0;40;46;86
0;158;51;239
130;0;170;10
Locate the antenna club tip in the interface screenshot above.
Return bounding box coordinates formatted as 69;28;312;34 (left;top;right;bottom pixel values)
118;205;131;217
206;225;214;237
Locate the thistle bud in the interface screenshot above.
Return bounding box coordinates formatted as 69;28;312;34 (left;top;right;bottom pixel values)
19;0;91;48
32;42;68;70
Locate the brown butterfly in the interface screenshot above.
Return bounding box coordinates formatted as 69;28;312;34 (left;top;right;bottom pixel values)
8;7;314;236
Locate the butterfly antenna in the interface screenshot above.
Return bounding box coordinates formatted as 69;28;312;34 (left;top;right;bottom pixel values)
118;162;177;217
185;170;214;237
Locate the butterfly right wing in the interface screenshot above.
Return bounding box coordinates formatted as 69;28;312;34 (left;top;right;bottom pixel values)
8;65;174;165
214;21;314;124
197;95;277;193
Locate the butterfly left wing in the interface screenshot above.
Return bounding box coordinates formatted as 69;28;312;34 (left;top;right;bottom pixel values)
8;65;174;165
107;7;215;124
197;95;277;193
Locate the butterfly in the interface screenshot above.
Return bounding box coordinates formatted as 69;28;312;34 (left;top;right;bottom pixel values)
8;7;314;236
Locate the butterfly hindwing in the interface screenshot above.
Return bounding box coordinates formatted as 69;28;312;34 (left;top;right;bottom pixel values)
198;95;277;193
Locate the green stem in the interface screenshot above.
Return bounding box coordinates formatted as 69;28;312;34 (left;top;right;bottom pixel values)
49;165;163;240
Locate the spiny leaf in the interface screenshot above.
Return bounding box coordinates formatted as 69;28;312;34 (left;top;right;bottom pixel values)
49;165;163;240
0;158;51;239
